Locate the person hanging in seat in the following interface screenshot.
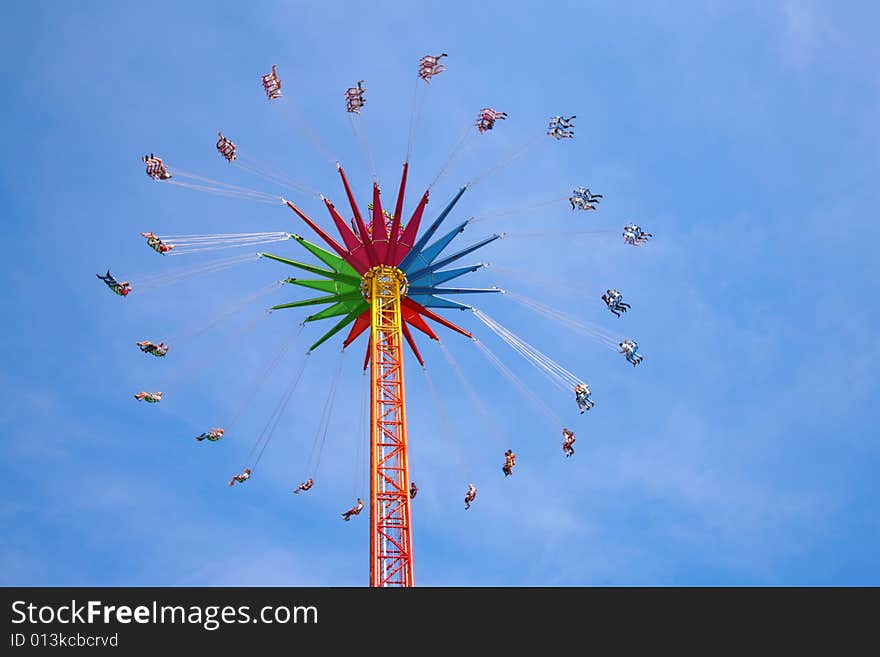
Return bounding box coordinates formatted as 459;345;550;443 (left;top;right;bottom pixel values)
623;223;652;246
341;498;364;521
195;428;224;442
574;383;594;413
261;65;282;100
216;131;237;162
619;339;644;366
601;289;630;317
418;53;448;82
141;231;174;254
475;107;507;133
97;270;132;296
547;115;576;139
141;231;174;255
133;390;162;403
143;154;172;180
464;483;477;510
137;340;169;357
344;80;366;113
502;449;517;477
294;478;314;494
409;482;418;499
229;468;251;487
569;186;602;211
562;428;576;457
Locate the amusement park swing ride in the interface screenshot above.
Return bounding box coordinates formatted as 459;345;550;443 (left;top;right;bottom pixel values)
101;53;654;587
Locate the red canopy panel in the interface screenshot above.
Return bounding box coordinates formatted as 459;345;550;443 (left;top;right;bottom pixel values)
343;309;371;348
386;162;409;262
284;199;368;274
401;302;439;340
391;191;430;266
338;166;379;266
403;298;472;338
401;322;425;367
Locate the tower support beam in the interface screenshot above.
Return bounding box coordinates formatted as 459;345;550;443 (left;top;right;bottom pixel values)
366;266;415;587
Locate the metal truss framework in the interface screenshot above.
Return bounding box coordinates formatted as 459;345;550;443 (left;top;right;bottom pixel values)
366;266;414;587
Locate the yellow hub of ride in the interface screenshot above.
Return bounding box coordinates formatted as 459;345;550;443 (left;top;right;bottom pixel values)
361;265;408;301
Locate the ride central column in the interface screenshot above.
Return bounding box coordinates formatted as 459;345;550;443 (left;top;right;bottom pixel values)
365;266;415;587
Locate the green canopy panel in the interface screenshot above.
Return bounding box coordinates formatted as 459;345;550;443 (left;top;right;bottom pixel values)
271;290;362;311
287;278;362;296
262;252;360;284
292;235;361;279
307;298;369;322
308;307;367;352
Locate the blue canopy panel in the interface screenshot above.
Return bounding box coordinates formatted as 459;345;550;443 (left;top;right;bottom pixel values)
398;187;467;272
407;263;484;287
401;221;468;275
405;234;501;283
408;286;500;310
408;286;501;296
407;294;472;310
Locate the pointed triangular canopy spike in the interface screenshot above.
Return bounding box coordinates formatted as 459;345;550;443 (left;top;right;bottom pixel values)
406;234;500;281
409;286;501;295
407;263;483;287
271;290;362;311
285;200;367;274
401;305;439;340
401;220;468;275
392;190;430;265
401;322;425;366
398;186;466;271
371;183;389;243
322;197;370;270
338;165;379;266
287;278;361;295
306;299;369;322
407;294;471;310
292;234;362;279
261;252;359;283
404;298;473;338
343;310;370;348
385;162;409;262
308;308;363;352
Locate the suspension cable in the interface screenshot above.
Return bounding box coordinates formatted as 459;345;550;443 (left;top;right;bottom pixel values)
225;322;305;432
275;98;338;167
421;366;470;481
129;252;262;290
503;229;617;240
469;196;568;223
234;150;322;198
471;338;563;426
475;310;574;389
159;166;281;203
354;369;368;498
505;291;619;350
163;310;271;389
406;80;428;162
304;349;347;478
248;351;311;472
466;135;545;188
348;113;377;183
472;308;586;392
477;308;584;383
158;232;291;256
438;342;506;443
165;280;282;346
429;124;473;189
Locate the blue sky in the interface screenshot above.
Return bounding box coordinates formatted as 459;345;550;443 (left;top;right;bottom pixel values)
1;1;878;586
